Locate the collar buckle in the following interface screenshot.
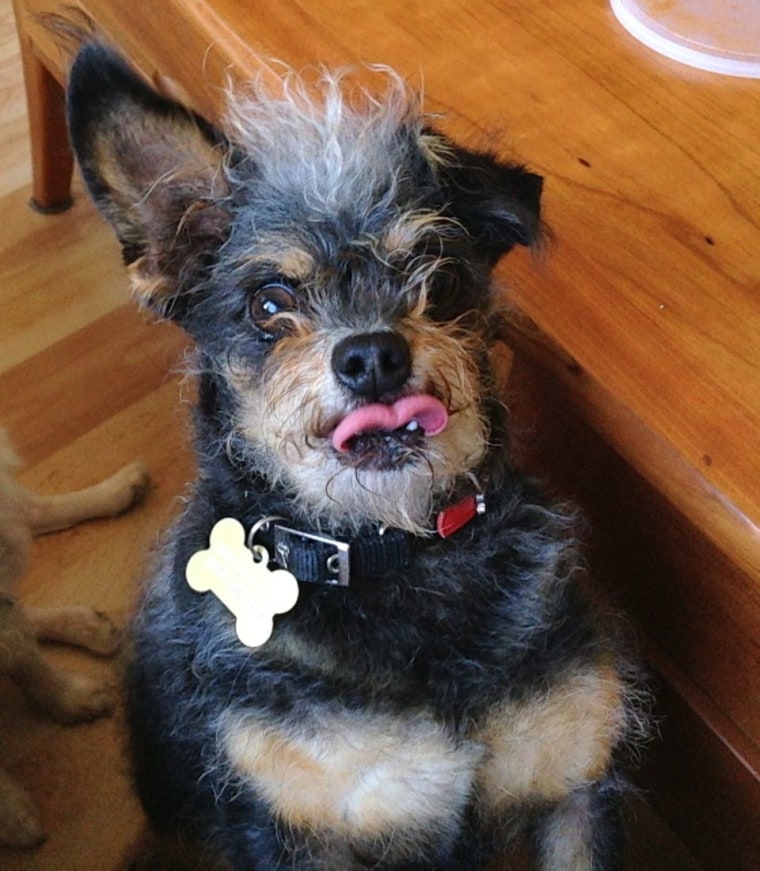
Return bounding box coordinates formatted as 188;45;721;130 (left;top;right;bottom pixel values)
269;523;352;586
247;487;485;589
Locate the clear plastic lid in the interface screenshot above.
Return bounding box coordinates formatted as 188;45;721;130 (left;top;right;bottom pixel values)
610;0;760;78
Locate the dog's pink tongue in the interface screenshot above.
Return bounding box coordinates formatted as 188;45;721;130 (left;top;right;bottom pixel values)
332;395;449;453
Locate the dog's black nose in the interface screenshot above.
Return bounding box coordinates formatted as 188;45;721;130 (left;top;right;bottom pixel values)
332;331;412;400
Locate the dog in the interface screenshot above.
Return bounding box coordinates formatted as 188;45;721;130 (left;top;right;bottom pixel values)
0;427;149;847
66;42;649;870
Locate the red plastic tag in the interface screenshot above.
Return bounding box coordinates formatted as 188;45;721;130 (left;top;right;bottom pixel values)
436;495;478;538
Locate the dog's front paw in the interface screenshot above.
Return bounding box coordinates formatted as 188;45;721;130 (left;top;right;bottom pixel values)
72;608;121;656
26;605;122;655
0;770;46;848
108;460;151;514
46;672;117;725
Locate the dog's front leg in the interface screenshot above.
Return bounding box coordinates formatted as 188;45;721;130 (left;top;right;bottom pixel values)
14;649;116;726
23;605;120;655
0;765;45;848
24;460;150;535
526;778;625;871
3;602;116;724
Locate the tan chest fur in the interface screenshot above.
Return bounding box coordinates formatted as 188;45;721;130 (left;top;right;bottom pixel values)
222;662;627;843
222;708;482;851
474;663;629;814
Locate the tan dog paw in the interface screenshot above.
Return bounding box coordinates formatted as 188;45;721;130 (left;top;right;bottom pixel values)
74;609;121;656
45;671;117;725
0;769;46;848
27;605;121;656
110;460;151;513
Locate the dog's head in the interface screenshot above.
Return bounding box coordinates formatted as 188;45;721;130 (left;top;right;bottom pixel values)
68;44;542;534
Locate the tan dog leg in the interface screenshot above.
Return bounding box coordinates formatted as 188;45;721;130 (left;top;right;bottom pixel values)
0;440;144;847
2;602;116;726
24;605;120;656
0;601;117;847
0;766;45;848
12;640;116;726
25;460;150;535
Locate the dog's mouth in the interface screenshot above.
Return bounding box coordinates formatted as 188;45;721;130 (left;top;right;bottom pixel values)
331;395;448;468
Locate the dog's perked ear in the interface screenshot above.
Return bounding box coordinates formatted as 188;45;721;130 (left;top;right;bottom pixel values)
66;43;230;315
435;140;543;263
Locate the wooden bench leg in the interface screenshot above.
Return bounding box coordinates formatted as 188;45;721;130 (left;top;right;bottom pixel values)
16;36;74;214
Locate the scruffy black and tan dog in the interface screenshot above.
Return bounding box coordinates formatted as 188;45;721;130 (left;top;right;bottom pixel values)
67;43;647;870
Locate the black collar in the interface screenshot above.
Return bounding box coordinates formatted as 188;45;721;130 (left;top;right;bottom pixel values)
248;492;486;588
250;518;414;586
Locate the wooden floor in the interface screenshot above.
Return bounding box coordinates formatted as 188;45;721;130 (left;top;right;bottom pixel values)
0;1;701;867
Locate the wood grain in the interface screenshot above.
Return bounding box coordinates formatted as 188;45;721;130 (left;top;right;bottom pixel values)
2;0;747;865
17;0;760;587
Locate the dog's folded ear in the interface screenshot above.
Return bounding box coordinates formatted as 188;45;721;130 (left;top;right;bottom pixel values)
435;140;543;263
67;43;231;315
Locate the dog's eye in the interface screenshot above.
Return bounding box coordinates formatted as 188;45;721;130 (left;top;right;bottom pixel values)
249;282;298;336
427;268;462;319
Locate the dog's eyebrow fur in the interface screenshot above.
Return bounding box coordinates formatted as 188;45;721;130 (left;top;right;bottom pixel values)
379;210;464;259
223;66;432;214
229;243;316;284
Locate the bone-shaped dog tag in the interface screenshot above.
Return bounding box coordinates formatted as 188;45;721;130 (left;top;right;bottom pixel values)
186;517;299;648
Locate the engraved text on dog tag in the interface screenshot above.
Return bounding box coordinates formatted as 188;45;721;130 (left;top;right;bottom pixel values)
186;517;299;648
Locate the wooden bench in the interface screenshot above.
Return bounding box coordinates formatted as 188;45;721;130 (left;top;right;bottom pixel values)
12;1;760;866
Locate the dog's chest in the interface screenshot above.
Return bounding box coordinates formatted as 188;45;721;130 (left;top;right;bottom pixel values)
221;707;482;849
219;660;626;848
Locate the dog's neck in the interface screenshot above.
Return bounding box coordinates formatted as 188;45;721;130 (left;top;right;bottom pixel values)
212;453;486;539
194;443;489;588
238;489;485;589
